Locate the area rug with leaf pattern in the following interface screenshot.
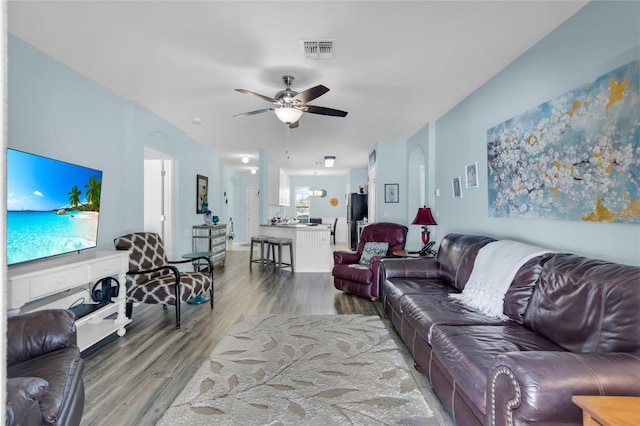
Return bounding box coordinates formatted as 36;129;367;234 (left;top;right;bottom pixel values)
158;314;442;425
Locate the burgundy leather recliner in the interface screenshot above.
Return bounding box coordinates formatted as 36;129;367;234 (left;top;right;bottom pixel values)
332;222;408;300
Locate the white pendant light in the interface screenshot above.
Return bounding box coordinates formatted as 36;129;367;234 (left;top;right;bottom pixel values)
274;107;303;124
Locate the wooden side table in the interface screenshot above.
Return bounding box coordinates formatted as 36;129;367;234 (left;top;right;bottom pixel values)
392;249;434;258
572;395;640;426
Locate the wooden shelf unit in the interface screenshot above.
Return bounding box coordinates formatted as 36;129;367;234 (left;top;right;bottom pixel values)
7;250;131;351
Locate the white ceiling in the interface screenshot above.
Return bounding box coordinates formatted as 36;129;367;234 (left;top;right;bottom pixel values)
8;1;587;176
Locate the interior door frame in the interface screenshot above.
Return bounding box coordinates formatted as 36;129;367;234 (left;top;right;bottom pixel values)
246;186;260;243
144;147;174;258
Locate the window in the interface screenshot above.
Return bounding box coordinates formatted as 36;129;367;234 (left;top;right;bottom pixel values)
295;186;310;221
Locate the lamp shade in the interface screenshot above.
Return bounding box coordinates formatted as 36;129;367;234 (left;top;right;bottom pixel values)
274;107;303;124
324;156;335;167
412;207;437;226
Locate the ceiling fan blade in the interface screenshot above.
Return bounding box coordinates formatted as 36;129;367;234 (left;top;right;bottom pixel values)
235;89;277;103
233;108;272;118
288;120;299;129
293;85;329;104
304;105;348;117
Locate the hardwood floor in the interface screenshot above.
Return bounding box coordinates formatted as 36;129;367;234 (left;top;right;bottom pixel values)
79;249;449;425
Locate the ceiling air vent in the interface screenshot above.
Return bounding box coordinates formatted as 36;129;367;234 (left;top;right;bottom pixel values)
301;39;335;59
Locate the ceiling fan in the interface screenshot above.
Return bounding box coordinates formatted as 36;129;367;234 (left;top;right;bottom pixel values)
233;75;348;129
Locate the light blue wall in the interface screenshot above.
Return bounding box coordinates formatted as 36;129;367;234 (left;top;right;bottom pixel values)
347;168;368;194
406;123;432;249
8;34;219;262
286;175;347;221
371;141;407;224
431;1;640;266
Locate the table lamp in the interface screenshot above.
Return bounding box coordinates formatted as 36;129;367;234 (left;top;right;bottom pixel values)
412;206;437;245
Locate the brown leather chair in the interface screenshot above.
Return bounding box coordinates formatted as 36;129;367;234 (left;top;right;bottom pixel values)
6;309;85;426
332;222;408;300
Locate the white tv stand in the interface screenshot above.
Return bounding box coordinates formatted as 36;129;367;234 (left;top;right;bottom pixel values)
7;250;131;351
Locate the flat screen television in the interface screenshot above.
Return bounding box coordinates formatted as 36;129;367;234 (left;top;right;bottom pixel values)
7;148;103;266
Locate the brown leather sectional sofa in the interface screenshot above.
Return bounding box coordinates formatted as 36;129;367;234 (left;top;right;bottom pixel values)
6;309;85;426
381;233;640;425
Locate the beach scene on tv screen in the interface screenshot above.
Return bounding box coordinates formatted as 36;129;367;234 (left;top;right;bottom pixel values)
7;149;102;265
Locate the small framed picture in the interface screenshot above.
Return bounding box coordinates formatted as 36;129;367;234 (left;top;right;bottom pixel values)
385;183;399;203
197;174;209;213
465;162;479;189
452;177;463;198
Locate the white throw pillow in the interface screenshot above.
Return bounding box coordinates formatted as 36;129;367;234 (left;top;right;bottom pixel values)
359;242;390;265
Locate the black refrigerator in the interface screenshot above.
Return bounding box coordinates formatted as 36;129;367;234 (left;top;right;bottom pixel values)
347;193;368;250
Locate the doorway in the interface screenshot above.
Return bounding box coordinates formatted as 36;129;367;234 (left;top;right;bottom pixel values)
144;147;174;258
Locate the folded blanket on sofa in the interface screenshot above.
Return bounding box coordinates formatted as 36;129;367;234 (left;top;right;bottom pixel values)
449;240;552;319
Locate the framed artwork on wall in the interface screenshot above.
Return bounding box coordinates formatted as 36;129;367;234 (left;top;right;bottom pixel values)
385;183;399;203
197;174;208;213
487;59;639;223
465;162;479;189
452;177;463;198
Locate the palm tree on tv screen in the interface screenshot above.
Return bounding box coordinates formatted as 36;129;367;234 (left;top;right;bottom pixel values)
84;175;101;211
68;185;82;208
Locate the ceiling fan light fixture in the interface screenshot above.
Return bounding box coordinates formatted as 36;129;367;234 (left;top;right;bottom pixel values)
274;107;303;124
324;156;336;167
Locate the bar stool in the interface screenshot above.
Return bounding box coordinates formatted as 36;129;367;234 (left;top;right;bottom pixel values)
266;237;294;274
249;236;270;270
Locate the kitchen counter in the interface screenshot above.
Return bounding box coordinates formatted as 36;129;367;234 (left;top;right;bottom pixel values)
259;224;332;272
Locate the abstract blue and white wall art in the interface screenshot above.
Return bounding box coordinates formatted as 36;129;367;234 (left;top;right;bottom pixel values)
487;60;640;223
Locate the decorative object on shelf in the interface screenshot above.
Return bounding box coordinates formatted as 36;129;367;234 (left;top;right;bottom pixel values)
412;206;438;245
452;177;463;198
212;215;220;224
385;183;399;203
197;174;208;213
203;208;213;225
465;162;479;189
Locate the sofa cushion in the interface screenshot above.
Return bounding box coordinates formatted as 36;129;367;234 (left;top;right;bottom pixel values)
359;241;389;265
449;241;551;319
524;253;640;353
7;310;77;366
401;292;510;345
382;278;452;317
8;348;84;425
430;325;564;417
502;254;554;324
436;234;496;291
